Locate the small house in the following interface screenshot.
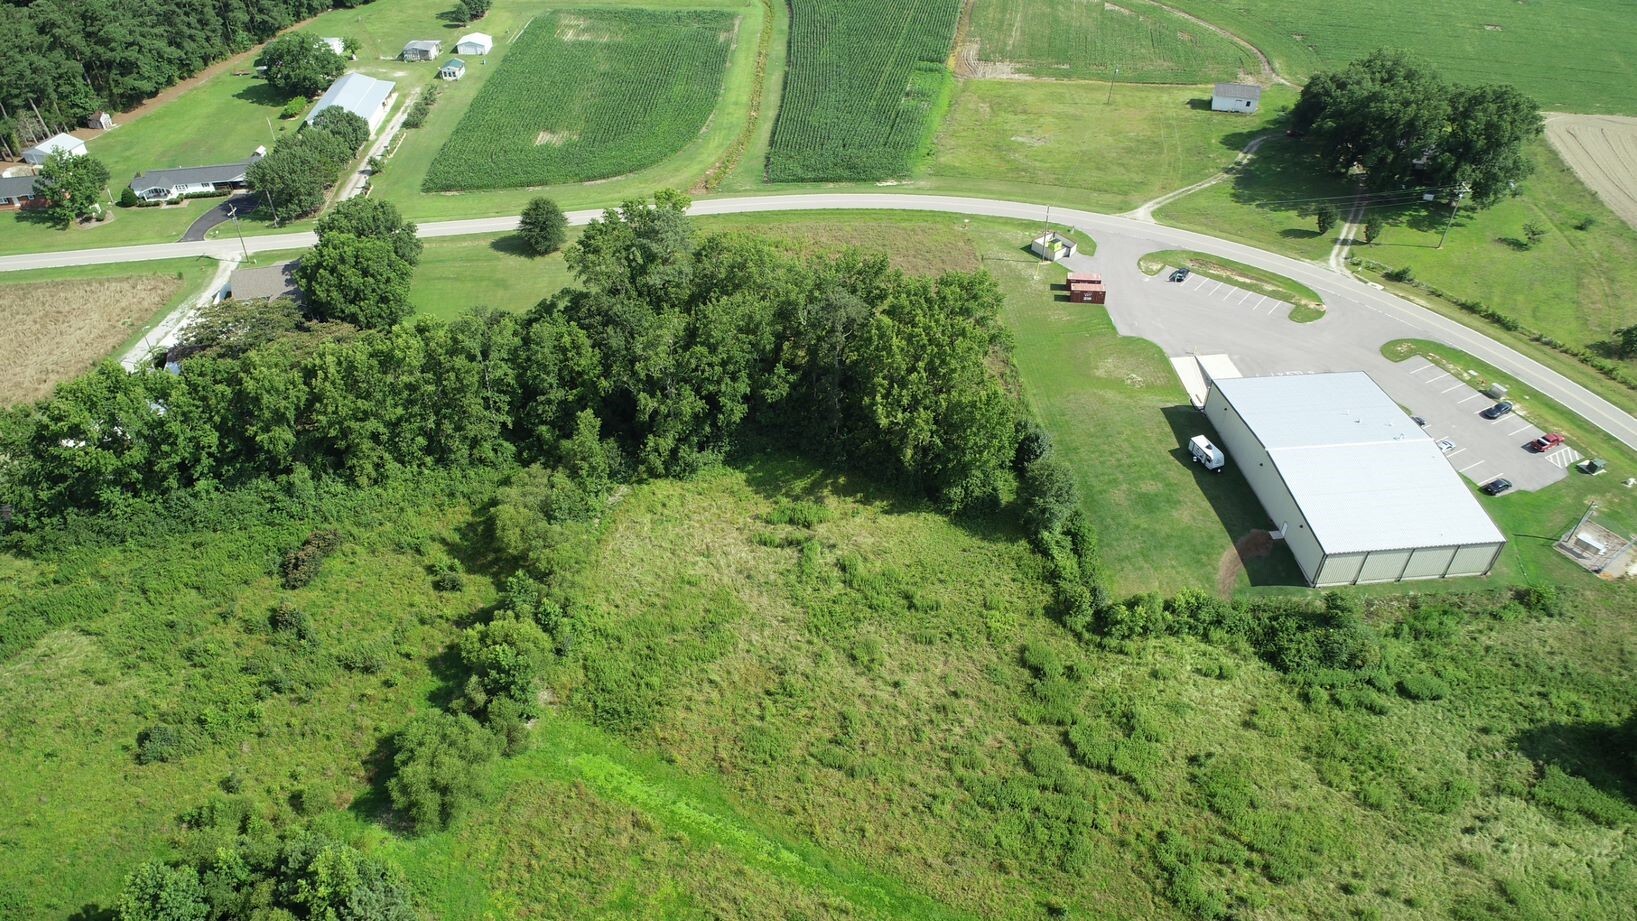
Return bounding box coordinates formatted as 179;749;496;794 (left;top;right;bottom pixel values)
1067;272;1106;305
0;175;41;210
86;111;114;130
320;36;346;57
128;149;264;202
1030;231;1078;262
22;133;87;165
1211;83;1261;114
308;72;397;136
439;59;466;81
402;40;443;62
455;32;494;56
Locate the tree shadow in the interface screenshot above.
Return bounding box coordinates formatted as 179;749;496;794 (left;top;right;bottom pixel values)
1513;714;1637;806
488;233;542;257
1158;405;1305;587
1495;236;1530;252
346;731;404;827
233;81;292;107
67;906;114;921
436;8;467;27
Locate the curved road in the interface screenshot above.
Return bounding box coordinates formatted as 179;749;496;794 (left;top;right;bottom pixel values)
4;192;1634;451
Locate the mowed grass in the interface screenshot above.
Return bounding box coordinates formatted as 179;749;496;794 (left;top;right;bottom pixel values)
967;0;1255;83
1162;0;1637;114
767;0;961;181
927;81;1294;213
408;234;576;319
423;8;738;191
0;258;213;404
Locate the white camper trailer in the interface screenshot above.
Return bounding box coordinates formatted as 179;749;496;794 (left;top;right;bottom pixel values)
1189;435;1225;472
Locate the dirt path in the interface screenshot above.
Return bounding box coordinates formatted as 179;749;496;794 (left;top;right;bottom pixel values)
1545;113;1637;233
121;256;237;369
1125;133;1272;221
1327;192;1366;274
1134;0;1293;87
1217;529;1273;596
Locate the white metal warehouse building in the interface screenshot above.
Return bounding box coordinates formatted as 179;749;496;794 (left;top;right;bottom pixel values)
1203;372;1506;586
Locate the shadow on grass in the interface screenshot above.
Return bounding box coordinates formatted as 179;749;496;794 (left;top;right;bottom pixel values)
232;81;293;107
488;233;546;257
1158;405;1306;588
1514;713;1637;807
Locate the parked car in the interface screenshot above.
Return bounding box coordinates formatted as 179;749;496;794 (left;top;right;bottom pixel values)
1436;439;1457;454
1530;433;1565;452
1480;478;1513;496
1169;268;1190;282
1480;401;1515;419
1411;415;1428;428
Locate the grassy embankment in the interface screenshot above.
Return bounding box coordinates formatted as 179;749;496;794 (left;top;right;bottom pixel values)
1138;248;1325;321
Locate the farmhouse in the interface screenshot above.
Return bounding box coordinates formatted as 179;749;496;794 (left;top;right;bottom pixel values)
1030;231;1078;262
1211;83;1261;114
128;150;264;202
402;40;443;62
1202;372;1505;586
307;72;397;136
455;32;493;55
0;175;41;210
22;133;87;165
439;59;466;81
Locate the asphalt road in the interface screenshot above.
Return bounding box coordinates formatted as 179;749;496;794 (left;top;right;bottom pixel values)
180;193;259;242
3;192;1634;453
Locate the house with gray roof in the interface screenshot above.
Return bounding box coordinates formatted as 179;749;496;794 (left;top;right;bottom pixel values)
401;39;442;62
129;149;265;202
307;72;397;136
0;175;41;210
1211;83;1262;114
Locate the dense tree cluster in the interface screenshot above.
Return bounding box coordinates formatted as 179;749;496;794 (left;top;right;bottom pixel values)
1291;50;1543;205
246;108;370;221
0;191;1018;528
256;32;346;99
0;1;370;143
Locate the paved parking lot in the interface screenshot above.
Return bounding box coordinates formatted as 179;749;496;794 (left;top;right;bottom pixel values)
1394;357;1571;493
1161;266;1294;317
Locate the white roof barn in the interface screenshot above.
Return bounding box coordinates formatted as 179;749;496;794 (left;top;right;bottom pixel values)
402;39;442;61
1211;83;1262;113
307;72;397;136
455;32;493;55
23;133;87;165
1203;372;1505;585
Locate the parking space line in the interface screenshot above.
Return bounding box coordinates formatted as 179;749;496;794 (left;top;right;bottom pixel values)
1210;281;1225;296
1264;300;1281;314
1409;364;1440;377
1459;460;1486;472
1424;372;1452;384
1456;393;1484;405
1253;295;1268;311
1440;382;1464;393
1235;289;1253;304
1506;424;1532;436
1444;448;1466;459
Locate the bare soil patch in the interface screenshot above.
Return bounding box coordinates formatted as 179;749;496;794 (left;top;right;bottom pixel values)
1217;529;1273;596
1545;113;1637;232
0;274;183;405
534;130;579;146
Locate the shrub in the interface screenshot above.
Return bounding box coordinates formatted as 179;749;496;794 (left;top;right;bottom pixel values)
281;529;341;588
1384;265;1415;283
1398;674;1450;701
430;560;463;592
114;862;207;921
1532;765;1636;825
765;500;831;528
1019;455;1078;538
118;186;139;208
136;724;187;764
1513;583;1565;617
280;97;307;119
387;711;500;833
457;613;553;717
269;601;316;642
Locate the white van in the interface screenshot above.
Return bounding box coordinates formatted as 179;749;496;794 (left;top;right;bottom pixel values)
1189;435;1225;472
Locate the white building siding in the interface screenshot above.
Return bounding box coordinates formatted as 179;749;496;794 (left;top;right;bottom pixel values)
1203;386;1323;583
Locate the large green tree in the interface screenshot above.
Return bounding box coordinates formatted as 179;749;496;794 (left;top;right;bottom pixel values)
386;711;499;833
315;197;422;265
1432;83;1543;205
295;233;413;329
34;150;110;227
309;105;370;156
256;32;345;98
518;197;568;255
115;862;207;921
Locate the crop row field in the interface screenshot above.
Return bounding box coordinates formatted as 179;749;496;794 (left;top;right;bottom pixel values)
423;8;737;191
1163;0;1636;114
766;0;962;182
967;0;1256;84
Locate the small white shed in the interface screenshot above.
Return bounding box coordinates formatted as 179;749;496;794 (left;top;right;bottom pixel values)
1030;231;1078;262
402;40;442;62
455;32;494;56
1211;83;1262;114
439;59;466;81
23;133;87;165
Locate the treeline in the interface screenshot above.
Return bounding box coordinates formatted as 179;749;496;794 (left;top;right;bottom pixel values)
0;191;1016;529
0;0;368;145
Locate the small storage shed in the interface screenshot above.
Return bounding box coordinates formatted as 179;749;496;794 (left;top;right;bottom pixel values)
1030;231;1077;262
439;59;466;81
1067;272;1106;304
455;32;494;56
23;133;87;165
1211;83;1261;113
402;40;442;61
86;111;114;130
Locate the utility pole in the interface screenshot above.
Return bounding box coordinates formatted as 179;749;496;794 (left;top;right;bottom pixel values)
1106;64;1118;104
1437;184;1469;249
228;205;250;261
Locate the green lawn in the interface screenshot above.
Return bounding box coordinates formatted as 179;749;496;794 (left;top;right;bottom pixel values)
1160;0;1636;114
966;0;1256;83
926;81;1295;214
408;234;575;319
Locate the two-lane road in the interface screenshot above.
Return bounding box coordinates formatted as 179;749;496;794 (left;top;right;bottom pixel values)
4;192;1634;452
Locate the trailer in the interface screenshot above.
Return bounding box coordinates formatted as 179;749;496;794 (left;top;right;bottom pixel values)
1189;434;1225;472
1067;272;1106;304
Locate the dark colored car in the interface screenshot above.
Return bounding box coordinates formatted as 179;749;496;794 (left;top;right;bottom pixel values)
1481;478;1513;496
1170;268;1190;282
1480;401;1515;419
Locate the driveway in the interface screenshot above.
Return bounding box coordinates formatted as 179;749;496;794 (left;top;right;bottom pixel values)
180;193;259;242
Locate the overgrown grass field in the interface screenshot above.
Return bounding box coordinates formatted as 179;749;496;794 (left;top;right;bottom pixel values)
767;0;961;181
966;0;1256;84
423;8;738;190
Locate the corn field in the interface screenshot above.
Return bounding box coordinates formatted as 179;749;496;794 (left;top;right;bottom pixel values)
766;0;962;182
423;9;735;191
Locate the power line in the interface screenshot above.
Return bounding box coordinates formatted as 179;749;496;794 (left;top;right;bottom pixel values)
1244;185;1453;209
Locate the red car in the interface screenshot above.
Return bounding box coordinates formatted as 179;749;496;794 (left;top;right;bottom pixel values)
1530;433;1565;452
